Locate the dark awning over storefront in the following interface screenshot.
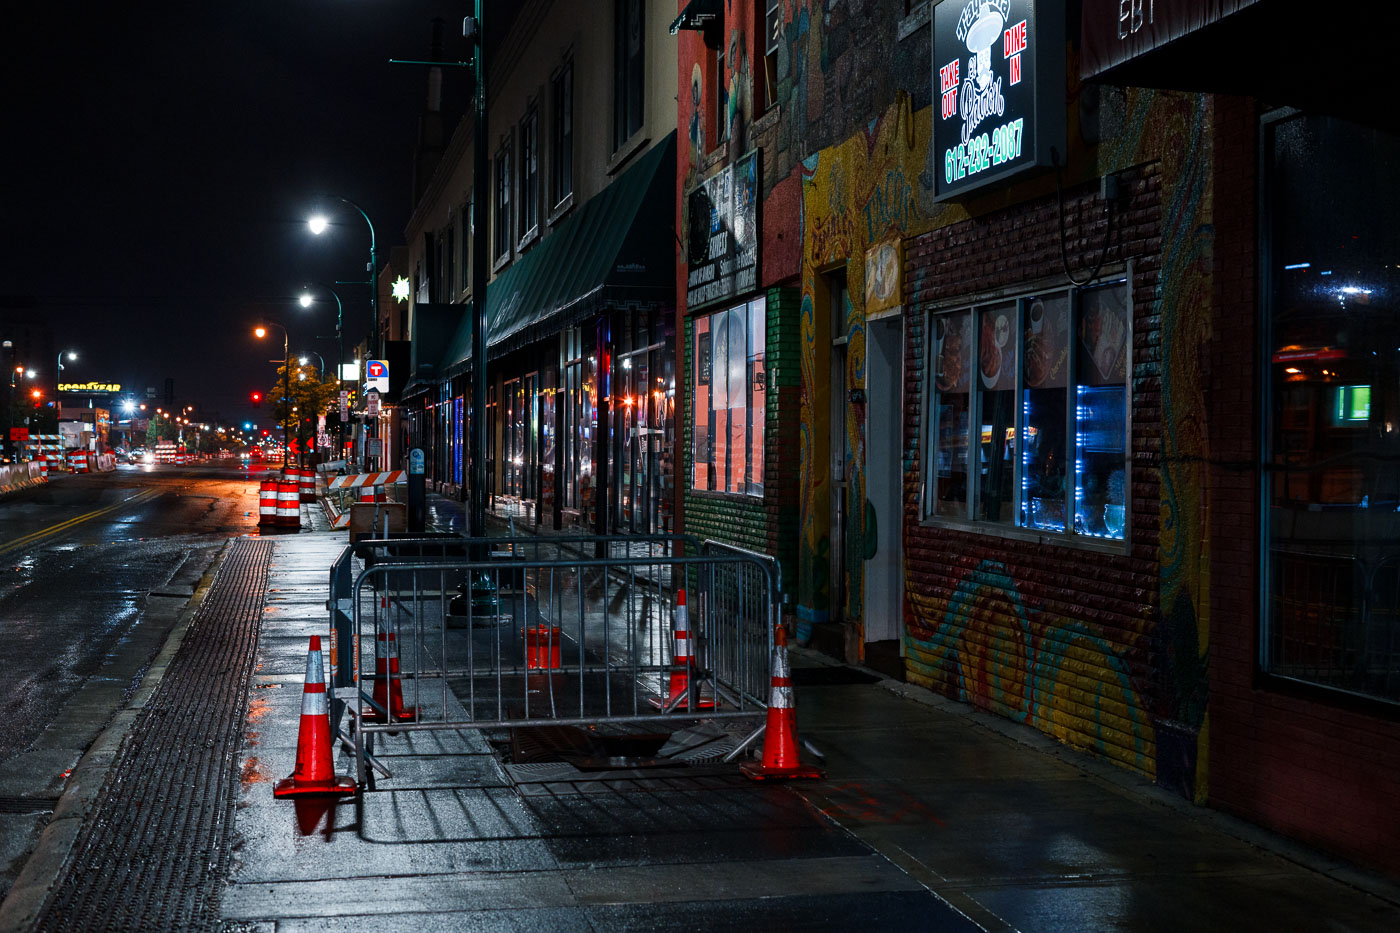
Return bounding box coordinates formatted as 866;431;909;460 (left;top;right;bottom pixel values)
1081;0;1260;80
1081;0;1394;127
429;132;676;382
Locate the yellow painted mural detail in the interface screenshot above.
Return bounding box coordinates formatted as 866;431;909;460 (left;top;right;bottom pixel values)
796;93;942;633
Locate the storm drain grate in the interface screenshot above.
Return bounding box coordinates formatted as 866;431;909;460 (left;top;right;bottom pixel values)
0;796;59;814
33;537;274;933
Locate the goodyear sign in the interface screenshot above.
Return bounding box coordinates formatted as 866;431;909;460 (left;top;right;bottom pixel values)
59;382;121;393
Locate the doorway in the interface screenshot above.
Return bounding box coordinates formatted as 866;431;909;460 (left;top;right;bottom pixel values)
864;315;905;668
829;274;851;628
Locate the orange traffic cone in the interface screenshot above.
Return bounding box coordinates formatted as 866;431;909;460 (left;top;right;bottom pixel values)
741;625;823;781
274;636;356;798
362;621;417;723
652;590;714;710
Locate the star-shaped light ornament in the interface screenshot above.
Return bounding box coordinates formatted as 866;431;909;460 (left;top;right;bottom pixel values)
392;276;411;303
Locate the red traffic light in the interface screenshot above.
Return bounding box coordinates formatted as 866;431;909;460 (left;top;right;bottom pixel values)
250;392;262;408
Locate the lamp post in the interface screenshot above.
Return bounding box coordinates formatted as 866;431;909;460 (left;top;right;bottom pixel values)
300;284;346;460
467;0;489;539
297;351;326;381
308;200;377;359
56;350;76;420
255;323;291;467
310;202;377;471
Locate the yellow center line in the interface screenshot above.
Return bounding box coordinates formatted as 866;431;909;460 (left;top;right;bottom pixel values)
0;489;164;557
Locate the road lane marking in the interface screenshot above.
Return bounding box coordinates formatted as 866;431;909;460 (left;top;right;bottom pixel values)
0;489;164;556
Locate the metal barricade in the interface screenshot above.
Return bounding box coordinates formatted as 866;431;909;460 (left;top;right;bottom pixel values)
327;533;777;785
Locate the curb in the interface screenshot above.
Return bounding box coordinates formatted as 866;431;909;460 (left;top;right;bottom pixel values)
0;542;228;933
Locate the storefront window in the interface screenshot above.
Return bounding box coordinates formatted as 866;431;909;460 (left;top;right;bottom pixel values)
1261;111;1400;703
692;298;765;496
924;280;1129;543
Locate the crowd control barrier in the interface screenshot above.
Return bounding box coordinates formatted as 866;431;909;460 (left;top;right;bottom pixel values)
326;533;780;786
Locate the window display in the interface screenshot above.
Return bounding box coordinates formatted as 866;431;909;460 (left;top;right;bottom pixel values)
1261;110;1400;702
925;279;1129;544
692;298;766;496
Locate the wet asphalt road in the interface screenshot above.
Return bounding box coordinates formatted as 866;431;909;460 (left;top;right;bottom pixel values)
0;462;261;900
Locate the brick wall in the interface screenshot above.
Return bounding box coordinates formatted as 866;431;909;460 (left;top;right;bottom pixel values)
901;165;1166;776
1206;96;1400;878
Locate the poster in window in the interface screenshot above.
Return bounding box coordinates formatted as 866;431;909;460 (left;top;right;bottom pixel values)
732;151;759;294
697;331;712;386
935;313;971;393
1023;294;1069;389
979;304;1016;391
1079;287;1128;386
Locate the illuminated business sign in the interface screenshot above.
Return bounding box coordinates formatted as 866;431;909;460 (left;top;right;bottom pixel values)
932;0;1063;200
58;382;121;393
685;150;760;311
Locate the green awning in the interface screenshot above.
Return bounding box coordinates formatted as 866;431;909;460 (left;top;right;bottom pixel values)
435;131;676;380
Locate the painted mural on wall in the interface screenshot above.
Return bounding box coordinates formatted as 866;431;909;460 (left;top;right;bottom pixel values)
675;6;1211;793
905;560;1155;772
796;94;940;635
1107;87;1214;800
900;83;1215;790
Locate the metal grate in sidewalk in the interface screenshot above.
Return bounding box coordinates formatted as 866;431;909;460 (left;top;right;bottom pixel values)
33;537;274;933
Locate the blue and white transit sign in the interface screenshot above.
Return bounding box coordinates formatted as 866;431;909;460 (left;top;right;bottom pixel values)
365;359;389;392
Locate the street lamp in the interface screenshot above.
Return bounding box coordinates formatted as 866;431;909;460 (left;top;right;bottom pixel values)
308;199;377;358
255;323;291;467
56;350;77;417
300;284;347;463
297;351;326;380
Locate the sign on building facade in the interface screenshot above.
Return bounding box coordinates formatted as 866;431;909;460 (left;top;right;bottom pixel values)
932;0;1064;200
685;150;760;310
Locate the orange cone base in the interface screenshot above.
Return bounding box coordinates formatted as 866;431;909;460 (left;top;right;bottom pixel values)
739;760;824;781
360;706;417;724
648;689;716;710
273;774;357;798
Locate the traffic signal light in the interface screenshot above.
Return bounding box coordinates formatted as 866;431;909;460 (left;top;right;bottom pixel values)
251;392;262;408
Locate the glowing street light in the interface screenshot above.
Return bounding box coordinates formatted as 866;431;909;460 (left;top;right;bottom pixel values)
255;322;291;466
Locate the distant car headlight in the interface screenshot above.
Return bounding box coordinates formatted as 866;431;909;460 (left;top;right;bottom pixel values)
142;452;155;464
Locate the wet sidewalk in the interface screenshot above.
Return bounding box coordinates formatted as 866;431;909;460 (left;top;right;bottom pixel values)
6;497;1400;931
226;529;969;931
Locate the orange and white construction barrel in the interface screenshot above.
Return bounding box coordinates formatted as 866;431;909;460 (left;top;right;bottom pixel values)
276;479;301;529
258;479;279;527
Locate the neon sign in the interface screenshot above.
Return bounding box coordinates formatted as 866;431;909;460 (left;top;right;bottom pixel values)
932;0;1063;200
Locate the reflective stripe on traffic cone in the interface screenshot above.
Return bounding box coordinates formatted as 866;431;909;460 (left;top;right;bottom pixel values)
741;625;823;781
362;621;417;723
652;589;714;710
274;636;356;798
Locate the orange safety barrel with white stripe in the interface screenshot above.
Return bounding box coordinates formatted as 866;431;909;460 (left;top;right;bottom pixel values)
258;479;279;526
276;480;300;529
299;467;317;502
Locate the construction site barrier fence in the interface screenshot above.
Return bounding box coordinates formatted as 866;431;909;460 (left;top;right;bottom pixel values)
327;533;780;785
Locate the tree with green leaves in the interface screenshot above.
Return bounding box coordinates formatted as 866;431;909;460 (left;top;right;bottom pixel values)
269;360;339;466
146;412;179;446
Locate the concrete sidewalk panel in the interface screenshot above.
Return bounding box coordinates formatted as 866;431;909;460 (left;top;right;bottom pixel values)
522;785;869;869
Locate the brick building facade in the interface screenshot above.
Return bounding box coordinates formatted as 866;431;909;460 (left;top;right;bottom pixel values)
673;0;1400;878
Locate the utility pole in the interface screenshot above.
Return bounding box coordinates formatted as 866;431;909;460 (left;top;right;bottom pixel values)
467;2;489;540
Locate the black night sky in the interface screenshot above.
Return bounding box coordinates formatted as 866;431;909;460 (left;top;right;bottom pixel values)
5;1;472;425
